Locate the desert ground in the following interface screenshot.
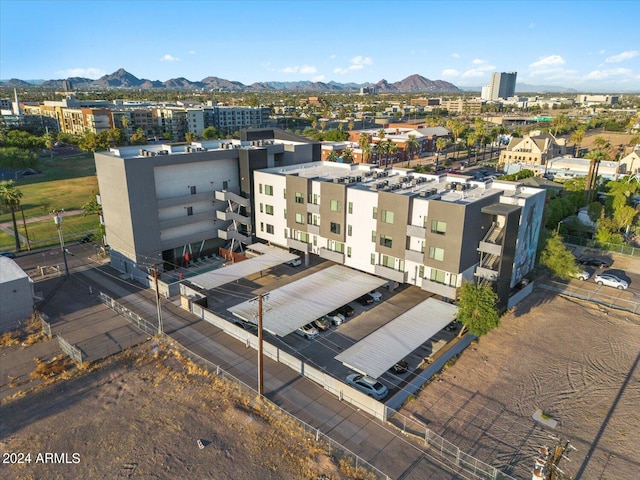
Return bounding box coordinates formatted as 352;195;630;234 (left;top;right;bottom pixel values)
0;341;370;480
399;289;640;480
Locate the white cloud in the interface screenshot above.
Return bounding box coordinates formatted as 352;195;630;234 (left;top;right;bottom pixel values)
599;49;606;55
188;50;196;55
333;56;374;75
441;68;461;77
584;68;633;80
160;54;179;62
461;68;490;78
312;75;325;82
472;58;486;65
605;50;639;63
54;67;105;79
451;53;460;58
329;54;336;59
282;65;317;75
529;55;565;69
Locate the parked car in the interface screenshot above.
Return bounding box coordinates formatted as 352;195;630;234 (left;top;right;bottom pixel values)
325;311;345;326
389;360;409;374
296;323;319;339
0;251;16;259
367;290;383;302
570;269;591;281
313;317;331;331
356;294;374;306
286;257;302;267
594;273;628;290
578;257;611;268
345;374;388;400
337;304;355;317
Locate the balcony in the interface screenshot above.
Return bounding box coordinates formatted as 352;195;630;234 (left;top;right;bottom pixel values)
374;264;407;283
218;228;251;244
405;249;424;264
406;224;427;238
215;190;250;207
287;238;311;252
216;209;250;225
318;248;345;264
475;266;499;282
420;278;458;298
307;203;320;214
157;191;213;209
307;224;320;236
478;241;502;256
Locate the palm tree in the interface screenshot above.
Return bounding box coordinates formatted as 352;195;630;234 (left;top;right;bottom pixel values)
358;132;371;163
326;151;340;162
489;127;500;159
388;141;398;165
466;132;477;164
447;119;464;159
570;127;586;157
376;140;390;167
342;148;354;164
435;137;448;169
405;134;419;167
0;180;24;251
348;120;355;132
474;118;486;161
121;115;130;142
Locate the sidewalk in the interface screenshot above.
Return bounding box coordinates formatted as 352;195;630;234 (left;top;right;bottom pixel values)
0;209;83;229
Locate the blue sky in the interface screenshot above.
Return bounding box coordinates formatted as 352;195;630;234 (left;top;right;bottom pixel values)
1;0;639;91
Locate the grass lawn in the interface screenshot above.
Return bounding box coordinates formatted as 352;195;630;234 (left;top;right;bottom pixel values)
0;214;98;249
0;154;98;223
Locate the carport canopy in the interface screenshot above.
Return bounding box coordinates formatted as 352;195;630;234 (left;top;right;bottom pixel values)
227;264;387;336
335;298;457;379
186;244;298;291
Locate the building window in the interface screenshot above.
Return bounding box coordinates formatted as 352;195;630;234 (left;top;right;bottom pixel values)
265;185;273;196
190;185;197;195
330;199;341;212
265;205;274;215
313;193;319;205
371;230;376;242
295;213;304;224
347;225;352;236
312;214;319;226
381;255;395;268
313;235;317;246
419;265;425;278
259;203;263;213
428;246;444;261
223;180;229;189
284;229;288;238
380;210;394;224
186;206;193;216
284;209;287;219
283;188;286;199
347;246;352;257
372;206;378;219
330;222;341;234
266;224;274;234
431;220;447;234
348;202;353;214
295;192;304;204
260;222;264;232
259;184;263;194
380;235;393;248
370;253;376;265
431;268;446;284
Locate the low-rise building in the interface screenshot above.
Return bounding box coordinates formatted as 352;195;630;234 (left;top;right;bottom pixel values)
499;130;566;168
253;162;545;308
0;257;35;332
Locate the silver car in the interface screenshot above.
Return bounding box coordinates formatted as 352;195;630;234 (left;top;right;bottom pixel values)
296;323;319;339
345;374;388;400
594;273;628;290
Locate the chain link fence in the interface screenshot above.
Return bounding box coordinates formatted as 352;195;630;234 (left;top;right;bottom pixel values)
57;334;83;364
97;291;158;336
563;234;640;257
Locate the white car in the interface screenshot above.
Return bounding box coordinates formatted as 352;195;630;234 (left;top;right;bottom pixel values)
345;374;388;400
295;323;319;339
324;311;345;326
367;290;382;302
571;269;591;281
286;257;302;267
594;273;628;290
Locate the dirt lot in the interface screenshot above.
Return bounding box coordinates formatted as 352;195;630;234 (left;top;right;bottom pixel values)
0;342;371;480
399;288;640;479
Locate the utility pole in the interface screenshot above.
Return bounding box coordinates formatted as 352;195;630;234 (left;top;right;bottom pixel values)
532;437;575;480
251;292;269;396
152;264;164;335
53;210;70;279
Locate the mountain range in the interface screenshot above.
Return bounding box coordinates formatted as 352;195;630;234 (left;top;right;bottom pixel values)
0;69;462;93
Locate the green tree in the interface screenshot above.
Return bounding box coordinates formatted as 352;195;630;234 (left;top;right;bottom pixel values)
0;147;39;170
0;180;23;251
82;193;105;244
358;133;371;163
341;148;354;164
202;126;221;140
539;231;579;280
185;132;198;143
587;201;603;223
129;128;147;145
435;137;448;169
570;127;586;157
457;281;500;337
405;134;419;166
326;151;339;162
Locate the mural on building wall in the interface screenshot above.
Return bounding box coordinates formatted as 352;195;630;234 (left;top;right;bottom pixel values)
511;192;545;288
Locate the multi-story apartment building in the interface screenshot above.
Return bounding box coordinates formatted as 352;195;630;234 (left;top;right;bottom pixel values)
254;162;545;308
94;129;320;281
499;130;567;167
187;104;270;137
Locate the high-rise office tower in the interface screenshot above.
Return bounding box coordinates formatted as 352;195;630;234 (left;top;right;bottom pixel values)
488;72;517;100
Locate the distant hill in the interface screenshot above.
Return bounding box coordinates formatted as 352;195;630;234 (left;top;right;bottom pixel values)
0;69;461;93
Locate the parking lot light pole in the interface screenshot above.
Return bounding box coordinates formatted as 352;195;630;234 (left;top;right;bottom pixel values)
251;293;269;396
53;211;70;279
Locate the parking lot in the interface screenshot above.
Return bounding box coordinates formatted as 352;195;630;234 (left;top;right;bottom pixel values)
200;259;460;400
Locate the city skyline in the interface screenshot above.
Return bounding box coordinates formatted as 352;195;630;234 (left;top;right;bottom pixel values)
1;0;639;92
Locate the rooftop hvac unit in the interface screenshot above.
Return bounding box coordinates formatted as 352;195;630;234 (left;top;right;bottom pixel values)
371;183;378;190
456;184;464;191
419;191;427;197
158;150;169;155
139;149;147;156
333;178;340;183
446;183;452;190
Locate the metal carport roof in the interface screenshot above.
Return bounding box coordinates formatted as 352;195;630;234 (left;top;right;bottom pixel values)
227;264;386;337
186;244;298;291
335;298;457;379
